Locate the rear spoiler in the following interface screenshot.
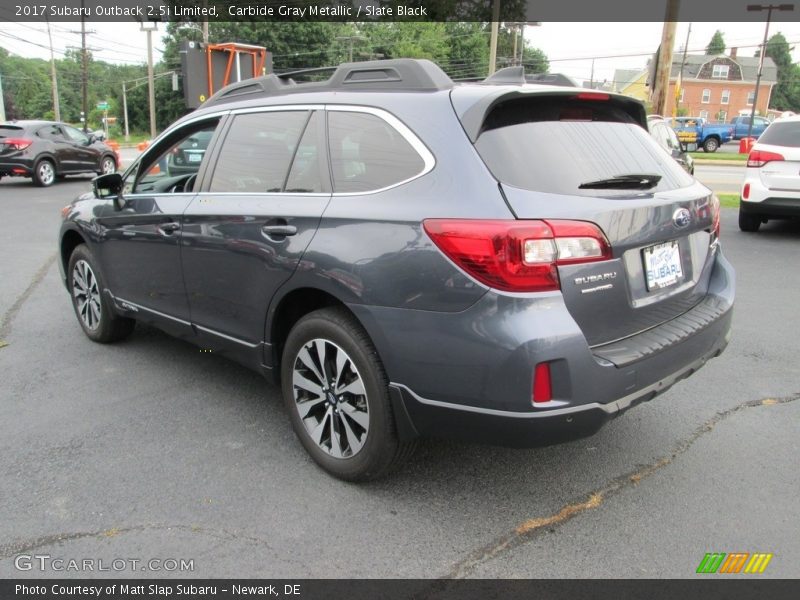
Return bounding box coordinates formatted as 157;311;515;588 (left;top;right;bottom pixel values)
453;87;649;143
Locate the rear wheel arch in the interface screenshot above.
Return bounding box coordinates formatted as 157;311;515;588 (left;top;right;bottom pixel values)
268;288;360;381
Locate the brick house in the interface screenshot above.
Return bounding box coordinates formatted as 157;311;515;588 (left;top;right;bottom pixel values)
663;49;777;122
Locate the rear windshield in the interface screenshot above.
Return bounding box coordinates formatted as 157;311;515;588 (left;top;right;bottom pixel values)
0;125;25;138
474;97;694;196
758;121;800;147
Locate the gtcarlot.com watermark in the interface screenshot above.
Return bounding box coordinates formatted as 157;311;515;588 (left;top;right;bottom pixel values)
14;554;194;573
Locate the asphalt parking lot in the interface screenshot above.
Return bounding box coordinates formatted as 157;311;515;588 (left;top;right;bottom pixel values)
0;175;798;579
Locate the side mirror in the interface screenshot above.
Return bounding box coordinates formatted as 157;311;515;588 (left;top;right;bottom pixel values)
86;134;96;145
93;172;124;209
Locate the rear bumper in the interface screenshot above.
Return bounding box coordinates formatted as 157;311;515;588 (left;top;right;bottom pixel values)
349;250;734;448
740;197;800;218
0;158;35;176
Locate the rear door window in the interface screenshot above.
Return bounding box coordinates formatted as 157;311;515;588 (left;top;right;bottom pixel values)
328;111;425;193
758;121;800;147
474;96;693;196
209;111;308;193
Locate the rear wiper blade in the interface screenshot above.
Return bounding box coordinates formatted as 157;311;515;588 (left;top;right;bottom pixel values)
579;173;662;190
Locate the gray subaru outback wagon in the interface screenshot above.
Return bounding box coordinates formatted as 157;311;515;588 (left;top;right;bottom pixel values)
58;59;734;480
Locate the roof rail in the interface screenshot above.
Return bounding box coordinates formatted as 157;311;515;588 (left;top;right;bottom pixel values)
201;58;453;108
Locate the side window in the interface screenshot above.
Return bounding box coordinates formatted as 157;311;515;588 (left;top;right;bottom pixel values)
127;119;220;195
37;125;65;141
63;125;89;145
285;111;326;193
209;111;308;193
328;111;425;193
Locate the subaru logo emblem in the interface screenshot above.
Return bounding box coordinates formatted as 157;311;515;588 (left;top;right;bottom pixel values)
673;208;692;229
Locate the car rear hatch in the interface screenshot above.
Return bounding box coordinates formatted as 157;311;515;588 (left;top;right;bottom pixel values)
452;87;720;347
0;125;27;157
748;121;800;192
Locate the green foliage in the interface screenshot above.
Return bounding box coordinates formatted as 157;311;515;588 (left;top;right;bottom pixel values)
760;32;800;112
2;22;549;134
706;30;726;55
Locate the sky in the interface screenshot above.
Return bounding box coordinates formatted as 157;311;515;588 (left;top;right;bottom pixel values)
2;20;800;86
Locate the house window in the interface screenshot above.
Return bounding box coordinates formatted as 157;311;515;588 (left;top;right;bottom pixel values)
747;90;756;105
721;89;730;104
699;110;709;120
712;64;730;79
718;110;727;122
702;89;711;104
679;88;685;103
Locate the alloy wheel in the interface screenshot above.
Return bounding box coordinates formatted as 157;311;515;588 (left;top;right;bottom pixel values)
38;161;55;185
291;338;370;458
72;260;102;331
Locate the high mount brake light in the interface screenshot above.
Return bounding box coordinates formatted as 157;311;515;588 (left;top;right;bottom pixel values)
747;149;784;168
575;92;610;101
423;219;611;293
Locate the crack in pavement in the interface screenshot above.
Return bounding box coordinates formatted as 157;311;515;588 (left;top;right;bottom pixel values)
439;393;800;581
0;252;58;346
0;523;287;562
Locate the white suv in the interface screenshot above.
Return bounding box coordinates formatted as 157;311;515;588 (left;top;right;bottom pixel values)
739;116;800;232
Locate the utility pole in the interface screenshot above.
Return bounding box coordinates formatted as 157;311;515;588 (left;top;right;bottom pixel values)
140;19;159;139
335;35;365;62
0;73;6;122
651;0;680;116
202;0;209;43
746;3;795;139
81;0;88;132
488;0;501;75
45;17;61;122
122;81;129;141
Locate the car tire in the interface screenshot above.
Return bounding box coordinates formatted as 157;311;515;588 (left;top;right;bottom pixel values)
98;155;116;176
281;307;415;481
702;137;719;153
738;209;761;232
33;158;56;187
67;244;135;343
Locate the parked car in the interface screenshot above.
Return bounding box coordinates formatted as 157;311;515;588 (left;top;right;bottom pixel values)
648;117;695;174
670;116;734;153
739;115;800;231
0;120;117;186
730;115;770;140
58;60;734;480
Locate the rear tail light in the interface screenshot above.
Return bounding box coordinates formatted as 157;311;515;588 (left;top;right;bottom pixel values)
2;138;33;151
422;219;611;293
747;149;784;168
532;362;552;404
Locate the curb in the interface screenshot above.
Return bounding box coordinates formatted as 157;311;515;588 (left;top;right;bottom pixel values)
693;159;746;166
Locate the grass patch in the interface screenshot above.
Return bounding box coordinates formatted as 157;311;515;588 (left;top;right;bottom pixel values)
716;193;740;208
689;152;747;161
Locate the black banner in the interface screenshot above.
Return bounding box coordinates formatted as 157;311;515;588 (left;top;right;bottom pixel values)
4;0;800;23
1;579;799;600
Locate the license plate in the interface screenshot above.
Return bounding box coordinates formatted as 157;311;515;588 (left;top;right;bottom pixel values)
188;153;202;163
643;241;683;291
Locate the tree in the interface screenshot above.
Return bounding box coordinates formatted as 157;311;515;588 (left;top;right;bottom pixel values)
759;32;800;112
705;30;726;55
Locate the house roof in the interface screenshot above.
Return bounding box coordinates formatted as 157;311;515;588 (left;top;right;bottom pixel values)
671;53;777;83
612;68;645;92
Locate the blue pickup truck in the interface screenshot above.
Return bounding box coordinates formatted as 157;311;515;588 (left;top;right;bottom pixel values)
730;115;770;139
670;117;734;153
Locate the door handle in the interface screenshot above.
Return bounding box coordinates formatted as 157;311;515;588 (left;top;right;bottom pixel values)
159;222;181;235
261;224;297;237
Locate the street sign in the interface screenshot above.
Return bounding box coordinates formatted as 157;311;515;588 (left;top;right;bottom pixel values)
96;102;109;110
